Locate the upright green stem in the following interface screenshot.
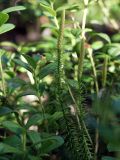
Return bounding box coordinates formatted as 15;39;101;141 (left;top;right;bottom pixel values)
82;1;88;38
77;1;88;82
88;48;99;159
77;39;85;82
102;55;108;88
22;131;27;160
94;56;108;159
77;1;88;116
0;55;6;96
22;131;26;151
88;48;99;94
57;10;65;89
56;9;67;123
56;11;74;148
88;53;108;160
94;118;99;160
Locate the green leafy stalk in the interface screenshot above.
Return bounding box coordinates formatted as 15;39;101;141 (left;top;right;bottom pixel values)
56;10;69;142
56;10;76;157
56;9;77;157
56;3;93;160
56;9;66;114
76;0;93;159
54;0;93;158
57;9;65;87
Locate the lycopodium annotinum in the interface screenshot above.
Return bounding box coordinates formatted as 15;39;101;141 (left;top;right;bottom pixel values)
56;8;93;160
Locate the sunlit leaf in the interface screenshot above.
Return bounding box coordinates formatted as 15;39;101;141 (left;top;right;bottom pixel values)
0;12;9;26
0;23;15;34
2;6;26;14
92;41;104;50
40;3;56;16
0;41;17;49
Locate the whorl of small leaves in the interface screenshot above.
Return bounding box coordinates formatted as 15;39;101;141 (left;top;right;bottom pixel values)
59;108;93;160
